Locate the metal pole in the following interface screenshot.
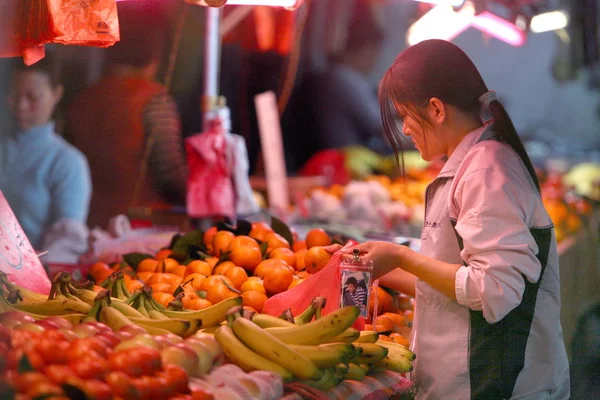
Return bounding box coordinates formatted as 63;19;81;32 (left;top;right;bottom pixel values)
203;6;223;126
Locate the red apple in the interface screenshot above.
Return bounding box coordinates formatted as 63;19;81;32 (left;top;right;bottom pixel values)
83;321;112;333
161;343;199;377
114;334;161;353
118;324;147;336
42;316;73;330
96;331;120;348
0;311;35;329
73;324;100;338
13;322;45;333
184;338;213;375
35;319;60;331
115;330;134;341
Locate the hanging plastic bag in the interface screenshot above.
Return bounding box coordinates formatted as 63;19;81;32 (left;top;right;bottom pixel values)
46;0;120;47
0;0;46;66
262;240;365;330
185;117;236;220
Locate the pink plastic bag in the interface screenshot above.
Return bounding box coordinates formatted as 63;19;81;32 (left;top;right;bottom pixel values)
0;191;51;295
185;118;236;220
263;240;365;329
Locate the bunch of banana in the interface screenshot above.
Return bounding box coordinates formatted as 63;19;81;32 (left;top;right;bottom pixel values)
369;339;416;374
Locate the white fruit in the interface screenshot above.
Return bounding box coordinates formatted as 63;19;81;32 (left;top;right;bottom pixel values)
249;370;284;400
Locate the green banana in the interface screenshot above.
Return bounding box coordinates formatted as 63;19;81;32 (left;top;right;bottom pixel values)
328;328;360;343
29;313;87;326
375;340;416;361
161;297;242;327
354;330;379;344
13;299;91;315
264;306;360;345
373;353;413;373
335;363;349;377
128;316;199;337
148;309;170;320
0;274;47;303
110;300;147;319
231;317;322;380
359;364;371;374
351;343;388;364
294;303;316;325
298;368;339;391
252;313;296;328
214;326;293;381
343;363;366;381
289;343;356;368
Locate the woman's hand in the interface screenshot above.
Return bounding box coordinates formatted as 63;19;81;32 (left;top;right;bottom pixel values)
324;241;409;279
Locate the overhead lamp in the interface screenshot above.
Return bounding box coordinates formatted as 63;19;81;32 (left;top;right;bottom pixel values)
530;10;569;33
406;2;475;46
411;0;465;7
471;11;527;46
184;0;303;8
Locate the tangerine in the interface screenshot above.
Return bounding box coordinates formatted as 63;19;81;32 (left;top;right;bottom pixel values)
391;333;410;347
212;231;235;257
206;283;239;305
369;286;395;315
88;262;111;283
304;246;332;274
249;222;273;242
294;249;307;271
126;280;144;293
203;226;218;251
155;249;173;261
374;315;394;332
213;261;236;276
292;240;307;252
200;275;234;292
186;260;212;277
288;277;304;290
383;312;406;330
269;248;296;269
172;265;188;278
263;265;294;296
240;278;266;294
162;258;180;274
241;291;268;313
224;266;249;291
137;259;159;273
150;282;172;294
254;259;289;279
296;270;310;279
136;272;153;283
205;257;219;270
228;238;262;272
184;273;207;291
185;298;213;311
264;232;290;250
153;292;175;308
305;228;332;249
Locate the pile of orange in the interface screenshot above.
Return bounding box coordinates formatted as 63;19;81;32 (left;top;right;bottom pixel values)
364;287;415;347
88;225;336;313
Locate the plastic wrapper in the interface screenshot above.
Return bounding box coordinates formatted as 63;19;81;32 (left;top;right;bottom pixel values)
0;0;46;65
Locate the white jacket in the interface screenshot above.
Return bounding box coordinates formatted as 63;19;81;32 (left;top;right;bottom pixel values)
412;126;570;400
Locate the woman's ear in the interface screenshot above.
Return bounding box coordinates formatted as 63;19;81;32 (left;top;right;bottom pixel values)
428;97;446;125
52;84;64;106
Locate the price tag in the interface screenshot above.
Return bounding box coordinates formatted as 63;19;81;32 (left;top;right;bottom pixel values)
254;91;289;212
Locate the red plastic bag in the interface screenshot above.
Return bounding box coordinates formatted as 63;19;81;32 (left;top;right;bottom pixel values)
185;119;236;220
0;0;46;66
263;240;365;330
47;0;120;47
299;149;351;185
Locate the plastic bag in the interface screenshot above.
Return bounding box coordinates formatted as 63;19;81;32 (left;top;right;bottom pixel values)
0;0;46;65
47;0;120;47
263;240;365;330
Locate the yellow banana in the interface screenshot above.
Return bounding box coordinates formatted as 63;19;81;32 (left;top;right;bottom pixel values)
110;300;147;319
264;306;360;345
375;340;416;361
66;285;98;305
334;363;349;377
354;330;379;344
30;313;87;326
13;299;91;315
148;309;170;320
161;297;242;327
128;317;198;337
343;363;366;381
351;343;388;364
252;313;296;328
372;353;413;373
99;306;135;331
231;317;322;380
289;343;356;368
359;364;371;374
328;328;360;343
214;326;293;382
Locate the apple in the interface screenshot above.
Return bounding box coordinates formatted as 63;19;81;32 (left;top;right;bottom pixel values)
73;324;100;338
118;324;147;336
190;333;221;361
13;322;45;333
114;334;161;353
115;330;134;341
96;331;120;348
83;321;112;333
182;338;213;375
161;343;199;377
0;311;35;329
59;329;79;342
162;333;183;345
42;316;73;330
35;319;60;331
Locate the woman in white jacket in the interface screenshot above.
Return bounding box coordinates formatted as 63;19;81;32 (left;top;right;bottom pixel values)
330;40;570;399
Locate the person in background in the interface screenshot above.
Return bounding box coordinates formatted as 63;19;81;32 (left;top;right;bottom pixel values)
0;53;91;251
67;3;187;229
327;40;569;399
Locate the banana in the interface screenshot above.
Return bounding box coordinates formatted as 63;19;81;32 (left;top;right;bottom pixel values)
12;299;91;315
29;313;87;326
352;343;388;364
98;306;135;331
375;340;416;361
335;363;349;377
328;328;361;343
110;300;147;319
289;343;356;368
373;353;413;373
161;297;242;327
0;277;47;303
214;326;293;382
359;364;371;374
298;368;339;391
231;317;322;380
252;313;296;329
343;363;366;381
354;330;379;344
264;306;360;345
129;316;199;337
293;303;316;325
148;309;170;320
67;286;98;305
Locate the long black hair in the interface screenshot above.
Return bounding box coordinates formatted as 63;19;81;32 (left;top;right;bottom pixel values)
379;39;540;193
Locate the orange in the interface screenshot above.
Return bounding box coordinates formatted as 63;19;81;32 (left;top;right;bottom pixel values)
263;265;294;296
145;273;171;286
185;298;213;311
213;261;236;276
292;240;307;252
378;334;393;342
240;278;266;294
203;226;218;251
212;231;235;257
173;265;188;278
162;258;180;274
269;248;296;269
88;262;111;283
136;272;154;283
186;260;212;277
369;286;395;315
264;232;290;250
151;283;172;294
294;249;307;271
254;259;289;279
374;315;394;332
200;275;234;292
288;277;303;290
93;285;104;293
206;283;239;305
126;280;144;293
249;222;273;242
241;291;268;313
224;266;249;291
304;246;332;274
383;312;406;330
155;249;173;261
364;323;374;330
184;273;207;291
305;228;332;249
374;324;390;333
205;257;219;271
404;310;414;325
296;270;310;279
181;292;200;309
390;333;410;347
137;259;159;273
228;238;262;272
153;292;175;308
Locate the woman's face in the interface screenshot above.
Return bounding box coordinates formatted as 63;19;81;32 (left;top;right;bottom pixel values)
8;70;63;131
396;103;447;162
